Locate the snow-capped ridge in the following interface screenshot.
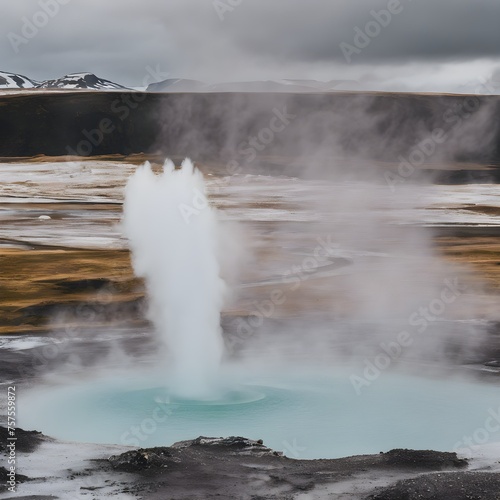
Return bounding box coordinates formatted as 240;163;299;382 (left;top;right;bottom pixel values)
37;72;129;90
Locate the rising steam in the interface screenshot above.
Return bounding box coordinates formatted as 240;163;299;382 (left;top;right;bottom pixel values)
122;159;226;399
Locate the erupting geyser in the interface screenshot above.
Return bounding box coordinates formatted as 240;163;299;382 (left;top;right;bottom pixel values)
123;159;226;399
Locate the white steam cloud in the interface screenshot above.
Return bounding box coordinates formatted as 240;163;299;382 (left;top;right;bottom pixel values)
122;159;227;399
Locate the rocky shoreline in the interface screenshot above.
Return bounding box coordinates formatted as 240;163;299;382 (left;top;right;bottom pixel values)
2;427;500;499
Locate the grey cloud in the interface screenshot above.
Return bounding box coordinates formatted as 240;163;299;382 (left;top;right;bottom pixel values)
1;0;500;87
221;0;500;63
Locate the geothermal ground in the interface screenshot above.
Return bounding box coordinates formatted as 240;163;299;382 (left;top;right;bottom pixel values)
1;155;500;499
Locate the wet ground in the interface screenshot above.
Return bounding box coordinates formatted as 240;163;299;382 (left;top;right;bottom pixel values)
1;157;500;498
1;158;499;334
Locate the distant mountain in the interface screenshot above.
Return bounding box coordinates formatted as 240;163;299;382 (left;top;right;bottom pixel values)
147;78;207;92
37;72;129;90
209;80;316;92
0;71;39;89
1;70;359;93
147;78;360;93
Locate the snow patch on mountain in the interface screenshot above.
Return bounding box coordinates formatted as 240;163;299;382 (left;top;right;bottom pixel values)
0;71;39;89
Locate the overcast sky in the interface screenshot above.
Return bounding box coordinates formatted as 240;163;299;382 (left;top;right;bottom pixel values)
2;0;500;91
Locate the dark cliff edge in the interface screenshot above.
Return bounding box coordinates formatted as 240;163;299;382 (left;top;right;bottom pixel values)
0;91;499;181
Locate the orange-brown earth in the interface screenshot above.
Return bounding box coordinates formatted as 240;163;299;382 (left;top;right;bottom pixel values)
1;233;499;336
